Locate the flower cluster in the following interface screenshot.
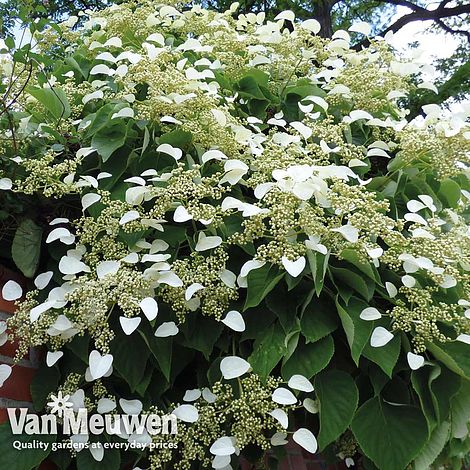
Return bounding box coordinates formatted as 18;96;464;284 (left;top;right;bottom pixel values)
0;1;469;468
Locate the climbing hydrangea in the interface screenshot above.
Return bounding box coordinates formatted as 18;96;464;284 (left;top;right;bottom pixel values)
0;1;469;469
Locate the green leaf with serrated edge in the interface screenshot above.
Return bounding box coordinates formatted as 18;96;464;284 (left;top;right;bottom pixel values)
283;329;301;364
306;250;329;296
281;335;334;380
335;296;373;365
339;249;380;283
329;265;374;301
135;362;154;397
11;218;43;278
301;297;338;343
315;370;359;450
91;122;130;162
243;264;284;310
426;341;470;378
414;421;451;470
362;333;401;378
248;322;287;379
242;305;276;341
351;397;428;470
0;422;55;470
159;129;192;148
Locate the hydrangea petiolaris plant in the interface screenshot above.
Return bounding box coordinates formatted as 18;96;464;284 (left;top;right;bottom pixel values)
0;1;469;469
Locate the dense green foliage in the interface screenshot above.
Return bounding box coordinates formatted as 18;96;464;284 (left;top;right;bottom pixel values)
0;1;469;469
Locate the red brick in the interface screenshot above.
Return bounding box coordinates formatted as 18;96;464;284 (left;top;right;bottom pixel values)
0;334;26;359
0;407;9;424
0;364;35;401
0;298;18;315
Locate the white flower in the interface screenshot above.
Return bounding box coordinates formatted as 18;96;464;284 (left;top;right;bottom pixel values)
221;310;245;332
195;232;223;251
220;356;251;379
305;235;327;255
88;350;113;380
332;224;359;243
370;327;394;347
281;256;306;277
220;159;249;185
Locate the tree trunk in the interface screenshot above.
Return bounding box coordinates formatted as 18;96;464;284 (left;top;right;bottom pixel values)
315;0;334;38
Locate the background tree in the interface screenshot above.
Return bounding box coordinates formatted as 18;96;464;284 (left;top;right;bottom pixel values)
1;0;469;115
0;0;106;36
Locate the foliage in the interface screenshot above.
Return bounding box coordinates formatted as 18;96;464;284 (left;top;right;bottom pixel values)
0;1;469;469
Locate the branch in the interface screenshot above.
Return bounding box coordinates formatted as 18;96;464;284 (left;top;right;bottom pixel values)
435;18;470;42
354;2;470;49
373;0;426;12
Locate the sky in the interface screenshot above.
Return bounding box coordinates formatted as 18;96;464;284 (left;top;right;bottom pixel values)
387;5;469;112
388;6;462;62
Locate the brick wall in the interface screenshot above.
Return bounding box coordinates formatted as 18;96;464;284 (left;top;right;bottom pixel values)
0;265;39;423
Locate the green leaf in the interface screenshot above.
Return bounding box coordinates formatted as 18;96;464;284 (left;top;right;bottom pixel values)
12;218;43;278
28;86;71;120
362;333;401;378
352;397;428;470
242;305;276;341
76;446;120;470
0;422;55;470
248;322;287;379
30;362;60;411
340;249;379;283
180;314;223;359
438;179;460;208
244;264;284;310
99;148;134;192
159;129;192;149
83;103;116;136
301;298;338;343
335;297;373;365
91;122;132;162
65;53;92;79
330;266;374;301
306;250;329;296
236;74;268;100
430;366;461;424
282;335;334;380
111;332;150;392
411;365;441;434
139;327;173;383
315;370;359;450
66;334;90;363
265;285;297;333
414;421;451;470
450;379;470;439
426;341;470;378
